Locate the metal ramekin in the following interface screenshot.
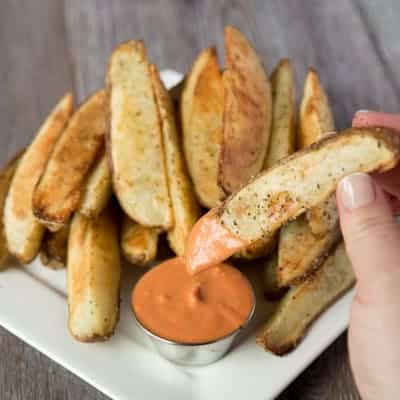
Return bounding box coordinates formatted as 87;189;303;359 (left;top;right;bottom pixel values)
132;287;256;366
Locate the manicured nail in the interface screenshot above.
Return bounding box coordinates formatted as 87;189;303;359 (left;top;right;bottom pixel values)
339;173;376;210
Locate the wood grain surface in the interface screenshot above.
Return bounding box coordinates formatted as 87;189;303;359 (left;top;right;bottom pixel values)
1;0;399;398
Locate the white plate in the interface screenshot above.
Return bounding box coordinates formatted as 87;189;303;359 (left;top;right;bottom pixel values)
0;70;354;400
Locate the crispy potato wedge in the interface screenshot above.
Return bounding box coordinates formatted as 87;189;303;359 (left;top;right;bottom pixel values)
40;225;69;269
278;69;337;282
235;59;296;260
264;59;296;168
107;40;172;229
219;26;272;194
121;216;159;267
169;78;185;104
4;93;74;263
257;242;355;355
298;69;335;149
277;216;341;286
0;151;24;269
300;69;338;237
219;128;399;244
233;231;277;260
78;151;112;218
33;90;106;231
263;253;287;300
68;207;121;342
150;65;200;256
181;48;225;208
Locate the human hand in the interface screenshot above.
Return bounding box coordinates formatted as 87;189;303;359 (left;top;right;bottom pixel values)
336;111;400;399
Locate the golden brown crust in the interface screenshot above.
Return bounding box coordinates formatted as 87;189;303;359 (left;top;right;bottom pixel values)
256;242;355;355
33;90;106;231
4;93;74;262
181;48;225;208
220;127;400;243
107;40;173;229
0;150;25;268
219;26;272;194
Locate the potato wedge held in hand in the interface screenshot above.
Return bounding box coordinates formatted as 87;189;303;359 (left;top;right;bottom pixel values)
0;151;24;268
33;90;106;231
107;40;172;229
181;48;225;208
264;59;296;169
219;26;272;193
4;93;74;263
277;216;341;286
150;65;200;256
78;152;112;218
68;208;121;342
257;242;355;355
121;216;159;267
219;128;399;244
40;225;69;269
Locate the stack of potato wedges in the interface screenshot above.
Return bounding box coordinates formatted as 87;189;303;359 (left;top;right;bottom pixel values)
3;25;396;354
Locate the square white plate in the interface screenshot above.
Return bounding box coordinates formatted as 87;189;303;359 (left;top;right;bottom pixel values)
0;70;354;400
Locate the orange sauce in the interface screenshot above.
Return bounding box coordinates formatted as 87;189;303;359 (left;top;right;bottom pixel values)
132;257;254;344
185;209;248;273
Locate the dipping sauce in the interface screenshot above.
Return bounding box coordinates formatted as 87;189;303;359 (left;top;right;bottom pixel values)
132;257;254;344
185;209;248;273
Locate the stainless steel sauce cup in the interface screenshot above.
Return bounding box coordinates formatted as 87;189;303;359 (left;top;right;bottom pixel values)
132;287;256;366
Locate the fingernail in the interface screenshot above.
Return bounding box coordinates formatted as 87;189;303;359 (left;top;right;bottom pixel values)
355;109;370;113
339;173;376;210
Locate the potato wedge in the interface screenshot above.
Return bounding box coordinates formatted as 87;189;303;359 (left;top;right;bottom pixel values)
277;216;341;286
68;207;121;342
33;90;106;231
181;48;225;208
263;253;287;300
0;151;24;269
150;65;200;256
4;93;74;263
300;70;337;237
78;151;112;218
257;242;355;355
264;59;296;168
298;69;335;149
219;128;399;244
40;225;69;269
107;40;172;229
219;26;272;194
121;216;159;267
235;59;296;260
169;78;185;104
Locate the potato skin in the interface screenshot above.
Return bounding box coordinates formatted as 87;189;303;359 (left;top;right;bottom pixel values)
33;90;106;232
4;93;74;263
68;208;121;342
219;26;272;194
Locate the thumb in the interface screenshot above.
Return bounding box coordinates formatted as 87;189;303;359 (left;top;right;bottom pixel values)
337;172;400;301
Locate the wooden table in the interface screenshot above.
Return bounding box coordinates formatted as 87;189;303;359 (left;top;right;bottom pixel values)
1;0;399;398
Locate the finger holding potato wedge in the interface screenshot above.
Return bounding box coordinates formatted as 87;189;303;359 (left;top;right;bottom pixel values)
107;40;173;229
33;89;107;232
40;225;70;270
181;48;225;208
219;26;272;194
150;65;200;256
257;242;355;355
0;151;25;269
68;207;121;342
4;93;74;263
121;216;159;267
78;151;112;218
